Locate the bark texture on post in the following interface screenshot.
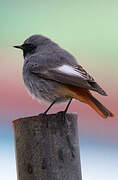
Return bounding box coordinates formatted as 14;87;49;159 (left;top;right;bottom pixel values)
13;112;82;180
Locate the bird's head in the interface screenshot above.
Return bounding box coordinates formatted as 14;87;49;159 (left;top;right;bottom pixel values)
14;34;51;58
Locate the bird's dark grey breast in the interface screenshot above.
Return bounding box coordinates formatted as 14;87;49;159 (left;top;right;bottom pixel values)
22;60;70;103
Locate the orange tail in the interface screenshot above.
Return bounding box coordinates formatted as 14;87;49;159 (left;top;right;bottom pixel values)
61;86;114;118
86;94;114;118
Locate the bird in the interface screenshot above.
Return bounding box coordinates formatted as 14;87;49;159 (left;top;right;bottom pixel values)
14;34;114;119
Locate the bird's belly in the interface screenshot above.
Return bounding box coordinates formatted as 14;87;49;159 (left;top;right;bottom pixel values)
23;73;69;103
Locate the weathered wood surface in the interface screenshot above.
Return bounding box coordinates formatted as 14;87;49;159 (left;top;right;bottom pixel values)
13;112;82;180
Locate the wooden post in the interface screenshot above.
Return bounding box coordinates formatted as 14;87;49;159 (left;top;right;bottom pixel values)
13;112;82;180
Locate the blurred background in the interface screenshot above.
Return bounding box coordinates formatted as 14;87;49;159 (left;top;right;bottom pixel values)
1;0;118;179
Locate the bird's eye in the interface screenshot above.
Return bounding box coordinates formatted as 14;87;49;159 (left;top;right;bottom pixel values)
22;43;37;57
23;43;36;53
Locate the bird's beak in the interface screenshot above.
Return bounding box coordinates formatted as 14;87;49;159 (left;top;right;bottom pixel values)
13;45;23;50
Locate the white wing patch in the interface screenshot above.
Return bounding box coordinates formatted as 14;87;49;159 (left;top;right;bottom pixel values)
57;65;84;78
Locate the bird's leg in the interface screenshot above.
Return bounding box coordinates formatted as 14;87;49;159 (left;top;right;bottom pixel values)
58;98;72;126
63;98;72;125
64;98;72;114
39;101;56;128
43;101;56;114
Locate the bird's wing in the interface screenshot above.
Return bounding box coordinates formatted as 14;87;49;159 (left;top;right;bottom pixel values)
27;58;107;96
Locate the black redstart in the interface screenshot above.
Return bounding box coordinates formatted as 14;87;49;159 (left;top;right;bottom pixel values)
14;34;114;118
